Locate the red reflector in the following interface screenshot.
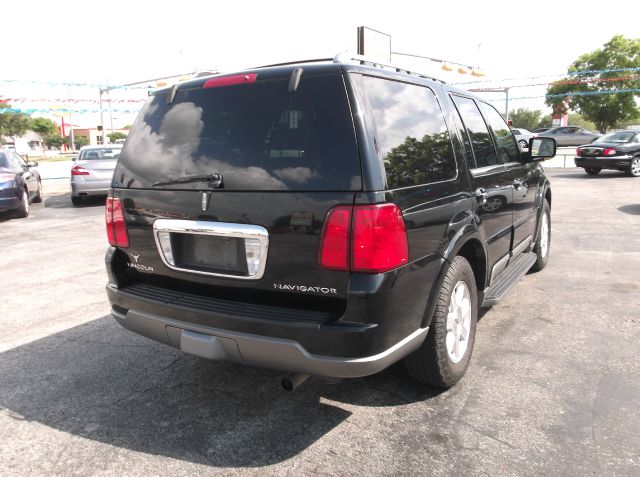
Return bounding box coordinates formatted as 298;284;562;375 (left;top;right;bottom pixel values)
352;204;408;273
203;74;257;89
105;197;129;248
576;148;582;157
603;147;616;156
318;206;351;271
71;165;90;175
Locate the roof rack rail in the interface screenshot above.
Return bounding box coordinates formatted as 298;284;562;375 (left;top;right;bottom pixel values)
250;58;333;69
332;53;446;84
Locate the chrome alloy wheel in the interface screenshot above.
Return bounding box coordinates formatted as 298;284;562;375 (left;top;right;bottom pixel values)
539;211;549;258
631;158;640;177
22;190;29;214
446;281;472;363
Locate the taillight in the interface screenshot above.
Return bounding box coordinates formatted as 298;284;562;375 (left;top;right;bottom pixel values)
318;204;408;273
576;148;582;157
71;165;90;175
603;147;616;156
203;74;257;89
105;197;129;248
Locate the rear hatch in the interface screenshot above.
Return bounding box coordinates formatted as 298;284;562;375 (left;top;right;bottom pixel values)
111;66;361;316
76;147;121;180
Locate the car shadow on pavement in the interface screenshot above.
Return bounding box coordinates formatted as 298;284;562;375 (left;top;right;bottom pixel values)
618;204;640;215
0;316;439;468
549;171;629;179
45;193;106;209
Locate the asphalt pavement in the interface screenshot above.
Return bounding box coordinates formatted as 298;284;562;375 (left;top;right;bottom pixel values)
0;169;638;476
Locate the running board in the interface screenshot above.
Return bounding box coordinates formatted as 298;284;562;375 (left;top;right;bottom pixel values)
481;252;537;307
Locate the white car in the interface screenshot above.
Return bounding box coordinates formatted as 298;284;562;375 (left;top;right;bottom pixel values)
70;145;122;205
511;128;537;150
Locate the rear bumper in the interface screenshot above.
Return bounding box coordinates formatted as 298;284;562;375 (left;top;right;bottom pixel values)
575;156;632;169
111;305;428;378
71;179;111;196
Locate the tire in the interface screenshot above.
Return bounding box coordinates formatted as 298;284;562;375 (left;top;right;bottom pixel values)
628;157;640;177
404;256;478;388
15;188;30;218
33;180;43;203
584;168;601;175
482;195;505;213
71;196;83;205
530;200;550;272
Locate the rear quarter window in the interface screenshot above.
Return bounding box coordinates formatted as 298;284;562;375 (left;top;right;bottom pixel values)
359;76;456;189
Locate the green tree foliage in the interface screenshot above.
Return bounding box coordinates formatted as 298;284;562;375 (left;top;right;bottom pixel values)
509;108;543;131
383;132;453;189
44;134;64;149
108;131;127;142
538;115;553;129
546;35;640;133
0;107;31;141
74;135;89;148
567;114;597;131
30;117;58;139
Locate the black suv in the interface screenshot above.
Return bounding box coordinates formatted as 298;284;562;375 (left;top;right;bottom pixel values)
105;55;555;389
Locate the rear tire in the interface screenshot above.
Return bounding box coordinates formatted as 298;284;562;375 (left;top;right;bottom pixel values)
530;200;550;272
628;157;640;177
404;256;478;388
585;168;601;175
71;196;83;205
15;189;29;218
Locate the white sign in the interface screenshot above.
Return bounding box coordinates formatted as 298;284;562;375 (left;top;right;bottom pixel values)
357;27;391;63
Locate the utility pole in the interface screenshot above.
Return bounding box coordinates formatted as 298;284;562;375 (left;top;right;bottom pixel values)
467;87;511;120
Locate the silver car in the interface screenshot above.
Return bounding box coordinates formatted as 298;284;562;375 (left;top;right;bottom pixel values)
70;145;122;205
511;128;537;150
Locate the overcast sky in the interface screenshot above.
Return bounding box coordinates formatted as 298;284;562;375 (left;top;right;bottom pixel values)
3;0;638;127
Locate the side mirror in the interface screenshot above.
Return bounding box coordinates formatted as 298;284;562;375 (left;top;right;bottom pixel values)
27;161;39;168
524;137;556;162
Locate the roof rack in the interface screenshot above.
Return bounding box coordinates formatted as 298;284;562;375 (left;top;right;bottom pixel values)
332;53;446;84
249;54;445;84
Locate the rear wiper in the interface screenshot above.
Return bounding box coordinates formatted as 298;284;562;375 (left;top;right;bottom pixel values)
152;172;223;188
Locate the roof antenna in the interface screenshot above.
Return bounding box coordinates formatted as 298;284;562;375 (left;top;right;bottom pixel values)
288;68;303;93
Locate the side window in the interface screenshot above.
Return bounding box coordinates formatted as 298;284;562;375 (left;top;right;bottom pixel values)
8;152;25;172
0;152;9;169
478;102;520;163
361;76;456;188
452;95;499;168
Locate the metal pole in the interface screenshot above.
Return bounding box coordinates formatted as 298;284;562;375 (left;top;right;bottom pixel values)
108;90;114;138
505;88;510;122
99;88;105;146
68;88;75;151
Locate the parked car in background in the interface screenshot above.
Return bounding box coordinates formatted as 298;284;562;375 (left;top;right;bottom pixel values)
575;130;640;177
70;145;122;205
538;126;600;146
511;128;537;150
0;147;43;218
532;127;551;134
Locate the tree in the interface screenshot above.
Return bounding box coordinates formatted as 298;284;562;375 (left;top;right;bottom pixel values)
74;135;89;148
30;117;58;138
108;131;127;142
546;35;640;133
0;107;31;145
44;134;64;149
509;108;543;131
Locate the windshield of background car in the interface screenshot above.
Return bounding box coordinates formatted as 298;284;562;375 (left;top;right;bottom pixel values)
594;131;636;143
79;148;121;160
112;74;361;191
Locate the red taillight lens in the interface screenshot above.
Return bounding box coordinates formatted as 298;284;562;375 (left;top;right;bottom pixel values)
71;165;90;175
352;204;408;273
317;206;351;271
318;204;408;273
603;147;616;156
576;148;582;157
105;197;129;248
203;74;257;89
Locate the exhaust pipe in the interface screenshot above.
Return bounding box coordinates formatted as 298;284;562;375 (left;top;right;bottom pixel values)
281;373;310;391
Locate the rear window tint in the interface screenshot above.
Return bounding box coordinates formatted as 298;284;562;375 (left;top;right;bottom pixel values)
359;75;456;189
80;148;121;160
113;74;361;191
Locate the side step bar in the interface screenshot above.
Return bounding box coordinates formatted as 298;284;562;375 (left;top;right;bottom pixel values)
481;251;537;307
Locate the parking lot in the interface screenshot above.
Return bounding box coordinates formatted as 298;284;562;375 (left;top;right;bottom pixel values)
1;169;639;476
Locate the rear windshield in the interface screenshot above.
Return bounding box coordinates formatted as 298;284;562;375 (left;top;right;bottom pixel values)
113;74;361;191
79;148;121;160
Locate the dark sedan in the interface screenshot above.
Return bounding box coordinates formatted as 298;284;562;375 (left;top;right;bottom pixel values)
575;130;640;177
539;126;601;146
0;148;43;217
